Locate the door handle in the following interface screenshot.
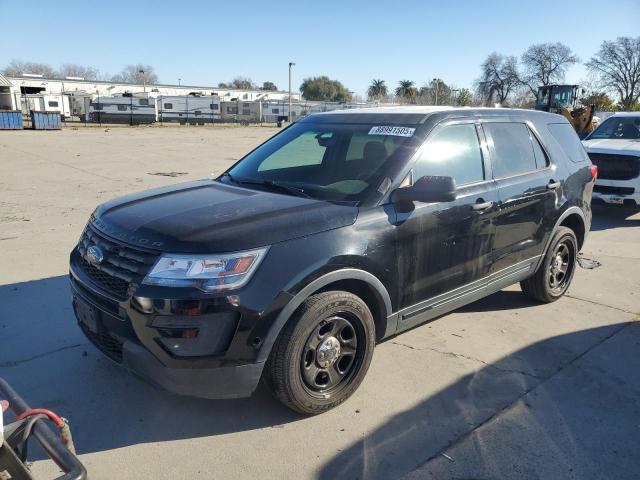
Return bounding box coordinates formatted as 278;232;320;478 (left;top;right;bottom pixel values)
547;180;561;190
472;200;494;211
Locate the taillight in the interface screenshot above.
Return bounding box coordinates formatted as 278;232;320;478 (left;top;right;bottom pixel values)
589;165;598;181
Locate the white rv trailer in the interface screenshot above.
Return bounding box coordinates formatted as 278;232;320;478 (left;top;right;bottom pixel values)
157;94;221;123
22;94;71;118
259;101;302;123
88;92;157;124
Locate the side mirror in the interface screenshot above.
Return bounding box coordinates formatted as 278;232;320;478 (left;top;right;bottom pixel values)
392;175;457;203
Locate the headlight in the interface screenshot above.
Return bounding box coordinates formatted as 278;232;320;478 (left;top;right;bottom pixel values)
143;247;268;292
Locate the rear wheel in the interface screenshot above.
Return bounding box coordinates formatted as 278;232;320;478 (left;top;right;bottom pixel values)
520;226;577;303
264;291;375;415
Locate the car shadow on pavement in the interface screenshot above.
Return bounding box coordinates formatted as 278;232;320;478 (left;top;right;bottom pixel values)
457;289;539;312
318;321;640;480
590;203;640;231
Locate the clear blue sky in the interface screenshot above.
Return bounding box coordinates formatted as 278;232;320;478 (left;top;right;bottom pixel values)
1;0;638;95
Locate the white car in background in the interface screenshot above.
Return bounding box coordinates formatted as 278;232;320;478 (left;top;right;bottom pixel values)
582;112;640;207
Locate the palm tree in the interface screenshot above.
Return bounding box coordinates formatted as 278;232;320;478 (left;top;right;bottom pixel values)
395;80;417;102
367;79;387;100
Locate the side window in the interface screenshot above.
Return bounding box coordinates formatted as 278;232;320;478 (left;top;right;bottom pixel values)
163;103;173;109
139;99;149;106
484;123;537;177
414;124;484;185
258;130;327;171
530;131;549;168
117;104;127;111
547;123;589;163
48;101;59;107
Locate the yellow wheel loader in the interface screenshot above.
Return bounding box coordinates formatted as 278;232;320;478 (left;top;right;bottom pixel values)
535;85;595;138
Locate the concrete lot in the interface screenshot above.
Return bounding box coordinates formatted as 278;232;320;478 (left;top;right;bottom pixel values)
1;127;639;479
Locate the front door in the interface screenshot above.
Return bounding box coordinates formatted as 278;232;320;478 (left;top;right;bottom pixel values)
393;121;499;329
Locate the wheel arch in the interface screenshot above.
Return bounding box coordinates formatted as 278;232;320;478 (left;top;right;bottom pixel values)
536;206;587;271
257;269;394;363
559;212;586;250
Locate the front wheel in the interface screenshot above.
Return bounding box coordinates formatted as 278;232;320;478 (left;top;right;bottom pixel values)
520;226;578;303
264;291;375;415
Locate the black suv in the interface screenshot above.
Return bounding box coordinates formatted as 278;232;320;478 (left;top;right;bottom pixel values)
70;107;596;414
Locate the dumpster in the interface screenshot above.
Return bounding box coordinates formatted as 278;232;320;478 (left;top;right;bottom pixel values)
0;111;23;130
30;111;61;130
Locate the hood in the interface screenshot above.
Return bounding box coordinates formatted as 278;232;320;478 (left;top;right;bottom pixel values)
582;138;640;154
92;180;358;253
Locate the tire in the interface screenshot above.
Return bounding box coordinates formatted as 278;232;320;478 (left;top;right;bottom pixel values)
264;291;376;415
520;226;578;303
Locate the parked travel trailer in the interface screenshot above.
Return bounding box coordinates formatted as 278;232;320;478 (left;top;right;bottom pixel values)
157;94;221;124
22;94;71;118
88;93;157;124
220;100;302;124
260;101;302;123
68;92;95;121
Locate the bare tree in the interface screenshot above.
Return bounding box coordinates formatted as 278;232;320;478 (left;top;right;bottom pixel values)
2;59;56;77
587;36;640;110
520;42;579;95
111;64;159;84
476;53;520;105
57;63;100;80
231;77;257;89
418;78;452;105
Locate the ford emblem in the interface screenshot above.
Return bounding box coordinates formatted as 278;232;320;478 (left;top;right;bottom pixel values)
86;245;104;264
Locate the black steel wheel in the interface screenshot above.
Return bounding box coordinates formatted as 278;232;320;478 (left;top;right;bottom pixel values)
265;291;375;415
300;314;363;396
547;239;575;295
521;226;578;303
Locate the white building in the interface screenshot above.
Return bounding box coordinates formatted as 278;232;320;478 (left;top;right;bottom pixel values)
6;75;300;103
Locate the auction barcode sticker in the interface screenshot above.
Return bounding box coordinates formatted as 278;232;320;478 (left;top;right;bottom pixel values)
368;126;415;137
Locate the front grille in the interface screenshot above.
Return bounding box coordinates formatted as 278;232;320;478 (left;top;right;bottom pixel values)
76;223;158;300
594;185;635;196
78;257;130;299
588;153;640;180
79;322;124;363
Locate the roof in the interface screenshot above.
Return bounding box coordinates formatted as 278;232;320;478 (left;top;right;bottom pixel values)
311;105;559;118
0;73;13;87
318;106;455;115
606;112;640;117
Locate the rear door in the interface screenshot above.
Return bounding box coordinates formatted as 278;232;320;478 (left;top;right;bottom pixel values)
483;121;558;273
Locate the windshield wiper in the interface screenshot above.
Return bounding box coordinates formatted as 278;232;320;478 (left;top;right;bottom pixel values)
232;178;313;199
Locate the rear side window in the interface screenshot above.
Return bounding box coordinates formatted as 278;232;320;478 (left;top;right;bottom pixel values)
484;123;537;177
548;123;589;163
414;124;484;186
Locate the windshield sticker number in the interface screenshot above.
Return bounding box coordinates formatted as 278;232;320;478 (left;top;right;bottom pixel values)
368;126;415;137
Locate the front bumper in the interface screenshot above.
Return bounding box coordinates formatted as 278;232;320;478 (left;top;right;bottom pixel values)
592;179;640;206
123;341;264;399
69;249;270;399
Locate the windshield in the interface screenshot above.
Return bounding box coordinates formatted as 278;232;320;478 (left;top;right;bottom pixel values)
587;116;640;140
221;121;422;204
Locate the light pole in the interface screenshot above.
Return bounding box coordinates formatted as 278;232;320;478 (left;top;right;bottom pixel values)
139;70;146;92
433;78;439;106
288;62;295;122
178;78;181;86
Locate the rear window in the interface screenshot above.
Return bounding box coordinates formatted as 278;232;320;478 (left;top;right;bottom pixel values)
548;123;589;163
